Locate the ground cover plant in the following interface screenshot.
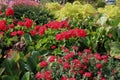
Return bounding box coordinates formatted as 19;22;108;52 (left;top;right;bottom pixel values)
0;0;120;80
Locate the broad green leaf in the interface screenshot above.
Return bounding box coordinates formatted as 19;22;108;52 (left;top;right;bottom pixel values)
21;72;30;80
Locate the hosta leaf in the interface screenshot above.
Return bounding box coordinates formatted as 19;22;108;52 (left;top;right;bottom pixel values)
21;72;30;80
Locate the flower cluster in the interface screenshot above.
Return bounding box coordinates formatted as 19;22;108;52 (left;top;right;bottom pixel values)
56;28;86;41
35;47;113;80
0;20;7;31
35;70;52;80
6;8;14;16
47;20;70;30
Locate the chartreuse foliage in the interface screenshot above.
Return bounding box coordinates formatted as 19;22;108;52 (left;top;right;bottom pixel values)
46;1;96;20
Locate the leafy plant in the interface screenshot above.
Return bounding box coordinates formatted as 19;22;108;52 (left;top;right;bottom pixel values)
13;4;54;25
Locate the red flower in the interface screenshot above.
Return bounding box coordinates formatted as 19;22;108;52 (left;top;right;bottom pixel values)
63;48;69;53
83;66;87;69
58;58;63;64
55;28;86;41
6;8;14;16
78;51;82;56
97;71;102;76
45;70;52;80
108;33;112;38
0;11;2;15
0;20;7;31
35;72;44;79
96;63;102;69
39;61;48;68
61;76;68;80
49;56;57;62
56;34;64;41
101;55;108;59
64;52;74;60
51;45;56;49
63;62;70;69
17;30;25;36
24;18;33;28
35;25;41;31
83;58;89;63
83;72;92;78
76;29;86;38
8;24;14;29
94;53;102;60
30;30;36;36
100;78;107;80
47;20;69;29
17;21;25;26
73;59;81;68
38;26;46;36
84;48;92;53
69;78;76;80
79;70;85;74
10;31;17;36
73;46;78;50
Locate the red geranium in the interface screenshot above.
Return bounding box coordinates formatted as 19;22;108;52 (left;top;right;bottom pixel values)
49;56;57;62
30;30;36;36
6;8;14;16
69;78;76;80
17;21;25;26
24;18;33;28
51;45;56;49
0;11;2;15
10;31;17;36
45;70;52;80
35;72;44;79
61;76;68;80
0;20;7;31
63;62;70;69
17;30;25;36
96;63;102;69
83;72;92;78
39;61;48;68
94;53;102;60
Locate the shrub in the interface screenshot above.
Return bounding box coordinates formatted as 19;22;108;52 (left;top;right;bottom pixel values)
46;1;96;20
13;4;54;25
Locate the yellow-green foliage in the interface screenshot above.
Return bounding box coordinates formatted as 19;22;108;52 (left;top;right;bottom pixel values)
46;1;96;20
98;5;120;18
45;1;120;20
45;2;61;14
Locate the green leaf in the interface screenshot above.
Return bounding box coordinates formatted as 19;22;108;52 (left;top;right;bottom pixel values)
26;51;39;71
1;75;19;80
0;67;5;76
23;33;32;45
13;51;20;62
21;72;30;80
